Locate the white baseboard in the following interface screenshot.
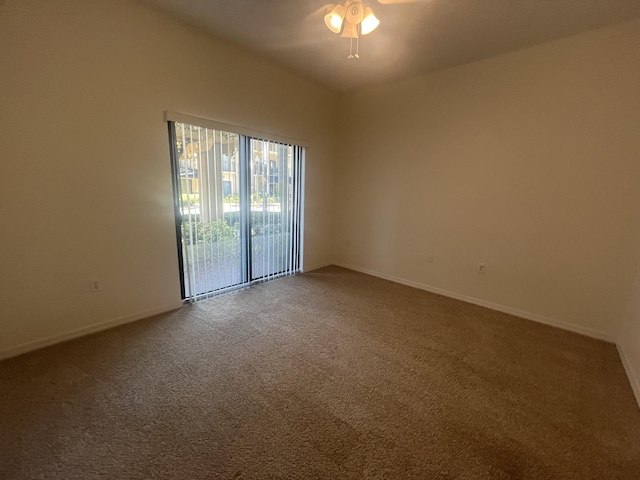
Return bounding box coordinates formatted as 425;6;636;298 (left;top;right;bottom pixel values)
0;302;183;361
302;262;332;273
617;342;640;409
333;262;616;343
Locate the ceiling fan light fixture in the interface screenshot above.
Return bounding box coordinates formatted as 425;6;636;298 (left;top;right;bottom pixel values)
345;1;366;24
324;4;346;34
340;21;359;38
360;7;380;35
324;0;379;58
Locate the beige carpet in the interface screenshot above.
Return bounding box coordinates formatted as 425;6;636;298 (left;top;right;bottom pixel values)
1;266;639;479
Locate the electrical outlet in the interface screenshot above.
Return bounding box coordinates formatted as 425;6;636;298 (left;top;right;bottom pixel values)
427;255;433;263
89;279;102;292
477;263;486;274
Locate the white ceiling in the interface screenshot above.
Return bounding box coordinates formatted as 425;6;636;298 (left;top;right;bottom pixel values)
138;0;640;93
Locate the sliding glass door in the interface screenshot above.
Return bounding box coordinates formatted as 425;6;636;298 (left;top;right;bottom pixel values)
168;120;303;302
248;138;302;280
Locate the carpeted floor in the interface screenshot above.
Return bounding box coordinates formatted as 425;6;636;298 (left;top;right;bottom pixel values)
1;266;639;479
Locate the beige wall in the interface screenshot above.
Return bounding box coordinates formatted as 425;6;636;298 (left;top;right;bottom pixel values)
335;19;640;339
0;0;337;356
619;261;640;405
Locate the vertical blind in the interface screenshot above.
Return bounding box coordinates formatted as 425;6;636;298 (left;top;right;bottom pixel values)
168;119;304;302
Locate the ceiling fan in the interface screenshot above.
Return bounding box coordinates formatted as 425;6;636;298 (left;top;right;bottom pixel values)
323;0;429;58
